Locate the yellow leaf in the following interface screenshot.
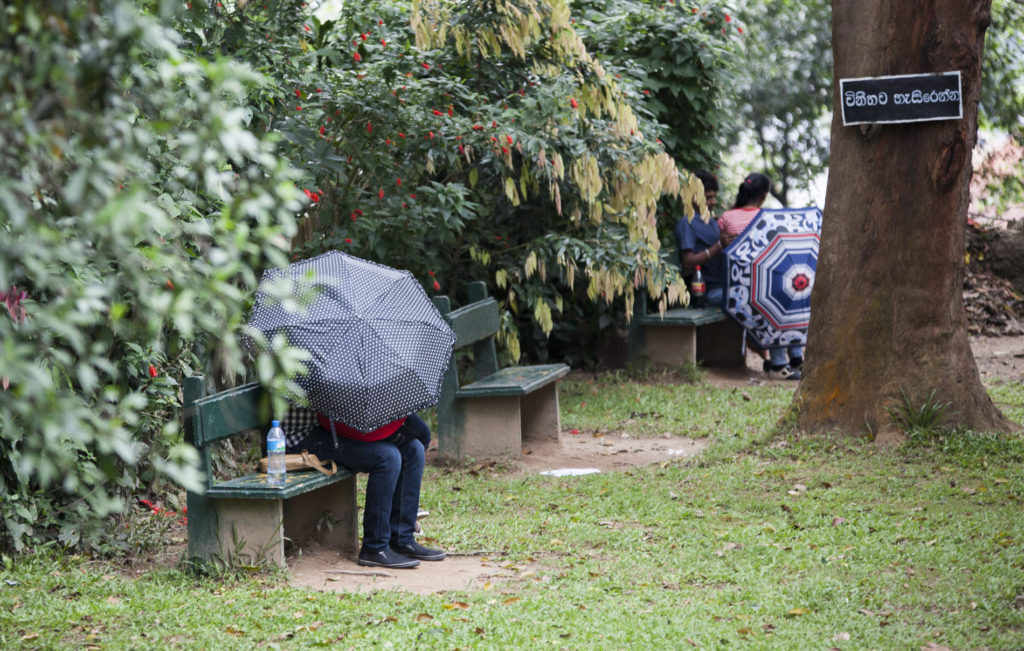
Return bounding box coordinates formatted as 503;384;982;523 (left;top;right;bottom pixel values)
443;601;470;610
787;608;810;617
503;597;520;605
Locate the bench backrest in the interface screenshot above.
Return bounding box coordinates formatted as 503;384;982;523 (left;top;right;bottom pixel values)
432;280;500;381
183;376;271;487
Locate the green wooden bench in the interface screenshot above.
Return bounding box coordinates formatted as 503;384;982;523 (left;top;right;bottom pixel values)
182;376;357;568
628;289;746;367
431;281;571;461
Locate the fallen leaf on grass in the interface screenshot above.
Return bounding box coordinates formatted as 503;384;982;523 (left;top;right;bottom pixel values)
787;608;810;617
920;643;950;651
832;517;846;526
780;504;792;513
443;602;470;610
502;597;520;605
21;633;39;641
832;632;851;641
416;613;434;622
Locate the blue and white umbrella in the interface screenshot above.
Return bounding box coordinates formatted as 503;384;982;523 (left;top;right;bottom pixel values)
723;207;822;349
247;251;455;433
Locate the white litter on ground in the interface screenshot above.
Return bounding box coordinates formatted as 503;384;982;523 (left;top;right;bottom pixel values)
539;468;602;477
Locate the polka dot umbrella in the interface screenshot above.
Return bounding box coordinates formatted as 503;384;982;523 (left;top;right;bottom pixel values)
723;206;823;350
247;251;455;433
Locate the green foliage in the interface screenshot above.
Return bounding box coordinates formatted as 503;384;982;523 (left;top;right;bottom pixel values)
728;0;831;206
175;0;726;363
886;388;952;436
0;0;302;552
571;0;739;172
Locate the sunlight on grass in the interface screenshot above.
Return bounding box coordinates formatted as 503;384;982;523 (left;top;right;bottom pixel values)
1;375;1022;648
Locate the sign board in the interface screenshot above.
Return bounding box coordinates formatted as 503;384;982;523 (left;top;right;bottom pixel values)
840;71;962;126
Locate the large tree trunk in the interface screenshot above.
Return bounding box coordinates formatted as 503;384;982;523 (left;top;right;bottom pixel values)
795;0;1016;440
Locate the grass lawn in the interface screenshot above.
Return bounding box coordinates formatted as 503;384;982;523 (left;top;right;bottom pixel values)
1;376;1023;648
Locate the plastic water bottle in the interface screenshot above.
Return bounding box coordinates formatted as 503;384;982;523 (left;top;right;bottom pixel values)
267;420;286;486
690;265;706;308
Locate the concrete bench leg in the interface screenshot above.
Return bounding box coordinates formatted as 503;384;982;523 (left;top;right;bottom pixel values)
520;384;561;444
642;324;697;366
215;499;285;567
284;476;359;556
442;395;522;461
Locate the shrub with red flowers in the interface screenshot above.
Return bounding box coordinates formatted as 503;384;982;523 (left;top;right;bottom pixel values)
194;0;734;362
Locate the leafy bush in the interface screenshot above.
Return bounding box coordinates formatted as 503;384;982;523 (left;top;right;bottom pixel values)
0;0;302;552
178;0;734;363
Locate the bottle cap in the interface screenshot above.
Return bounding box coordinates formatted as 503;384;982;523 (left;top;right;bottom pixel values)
272;420;280;427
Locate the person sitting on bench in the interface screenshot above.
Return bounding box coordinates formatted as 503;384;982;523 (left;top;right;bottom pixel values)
674;169;733;307
288;411;446;569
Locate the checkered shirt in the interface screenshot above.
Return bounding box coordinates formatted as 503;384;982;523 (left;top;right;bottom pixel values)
280;405;319;449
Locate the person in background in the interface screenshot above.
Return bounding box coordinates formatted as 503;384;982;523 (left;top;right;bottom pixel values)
286;410;446;569
674;170;731;307
718;172;771;238
719;172;803;381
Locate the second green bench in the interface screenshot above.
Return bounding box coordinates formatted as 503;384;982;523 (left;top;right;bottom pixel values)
432;281;571;462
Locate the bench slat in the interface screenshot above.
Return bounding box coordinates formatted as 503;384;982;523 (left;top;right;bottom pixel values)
205;469;353;500
637;306;729;327
457;363;570;398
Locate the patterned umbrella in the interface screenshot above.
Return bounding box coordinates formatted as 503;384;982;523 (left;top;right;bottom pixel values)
723;207;823;349
247;251;455;433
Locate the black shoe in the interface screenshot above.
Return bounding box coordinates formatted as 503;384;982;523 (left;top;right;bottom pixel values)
391;541;447;561
357;547;419;569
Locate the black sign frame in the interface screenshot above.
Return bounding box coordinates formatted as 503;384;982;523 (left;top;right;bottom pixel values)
839;71;963;126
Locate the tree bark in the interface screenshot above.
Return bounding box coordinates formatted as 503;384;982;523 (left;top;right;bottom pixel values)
795;0;1016;440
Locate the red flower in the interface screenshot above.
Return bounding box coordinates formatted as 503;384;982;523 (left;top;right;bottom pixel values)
472;124;483;131
296;105;303;111
428;271;435;277
501;146;509;155
427;131;434;139
421;62;431;69
398;132;406;138
166;280;174;290
506;134;513;144
432;280;440;291
642;90;650;95
367;121;372;132
345;238;352;244
432;109;443;116
570;98;578;109
448;107;453;117
319;126;326;135
491;120;497;128
353;51;362;62
409;194;417;199
148;364;158;378
458;144;465;154
737;27;743;33
725;14;731;22
378;19;383;25
396;178;402;186
570;429;580;435
304;24;311;32
381;39;387;47
351;212;358;221
361;32;368;40
378;188;385;199
316;88;322;93
294;89;302;98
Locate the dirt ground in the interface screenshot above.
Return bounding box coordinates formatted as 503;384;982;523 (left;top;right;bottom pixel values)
289;335;1024;595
